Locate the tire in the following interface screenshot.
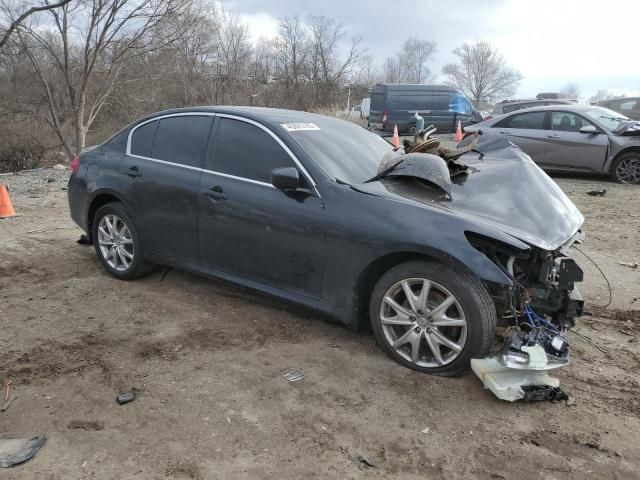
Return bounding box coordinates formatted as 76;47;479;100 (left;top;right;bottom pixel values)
369;260;496;376
611;152;640;184
91;202;152;280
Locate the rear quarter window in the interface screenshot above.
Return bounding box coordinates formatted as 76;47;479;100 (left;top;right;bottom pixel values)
102;128;130;153
130;121;158;157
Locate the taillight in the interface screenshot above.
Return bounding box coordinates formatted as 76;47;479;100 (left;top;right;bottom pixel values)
382;111;388;125
70;156;80;174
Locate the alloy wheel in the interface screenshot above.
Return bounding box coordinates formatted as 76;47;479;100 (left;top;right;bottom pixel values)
615;156;640;184
379;278;467;368
97;214;135;272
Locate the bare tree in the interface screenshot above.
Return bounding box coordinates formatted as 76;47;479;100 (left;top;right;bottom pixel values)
398;36;435;84
0;0;72;49
442;40;523;107
13;0;192;156
559;82;580;99
590;89;612;103
382;56;401;83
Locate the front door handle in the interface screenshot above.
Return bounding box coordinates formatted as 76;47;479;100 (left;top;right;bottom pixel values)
205;186;228;201
546;134;560;139
122;166;142;177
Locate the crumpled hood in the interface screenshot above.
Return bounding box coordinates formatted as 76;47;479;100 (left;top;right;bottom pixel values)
614;121;640;136
354;138;584;251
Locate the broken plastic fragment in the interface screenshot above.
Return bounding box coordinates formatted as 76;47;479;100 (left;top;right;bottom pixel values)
281;368;304;382
471;358;561;402
0;435;46;468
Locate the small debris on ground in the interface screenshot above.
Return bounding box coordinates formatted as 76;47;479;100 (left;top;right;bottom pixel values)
357;453;376;468
618;261;639;269
281;368;304;382
67;420;105;431
587;189;607;196
1;395;17;412
77;234;91;245
0;435;47;468
421;427;430;434
3;379;12;402
116;388;136;405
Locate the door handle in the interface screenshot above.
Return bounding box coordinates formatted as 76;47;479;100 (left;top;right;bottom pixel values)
205;186;228;201
122;166;142;177
546;134;560;139
499;131;512;135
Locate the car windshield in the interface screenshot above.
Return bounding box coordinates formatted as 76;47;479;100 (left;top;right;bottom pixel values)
583;107;630;131
286;117;394;184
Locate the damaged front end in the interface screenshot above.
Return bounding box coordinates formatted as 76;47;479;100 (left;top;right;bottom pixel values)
394;126;586;399
468;230;584;374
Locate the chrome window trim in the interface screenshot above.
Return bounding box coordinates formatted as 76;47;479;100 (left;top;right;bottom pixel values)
125;111;320;196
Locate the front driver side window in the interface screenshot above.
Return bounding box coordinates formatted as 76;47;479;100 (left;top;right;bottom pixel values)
550;112;590;132
213;118;298;184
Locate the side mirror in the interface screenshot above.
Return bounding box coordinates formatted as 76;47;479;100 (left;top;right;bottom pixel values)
579;125;598;134
271;167;300;190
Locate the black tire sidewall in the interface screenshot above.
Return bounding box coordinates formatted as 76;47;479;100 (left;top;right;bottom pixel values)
91;203;147;280
611;153;640;184
369;260;495;376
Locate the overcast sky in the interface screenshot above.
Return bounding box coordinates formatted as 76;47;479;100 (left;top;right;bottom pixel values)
231;0;639;99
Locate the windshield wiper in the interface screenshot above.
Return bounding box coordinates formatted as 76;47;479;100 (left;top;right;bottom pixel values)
363;158;404;183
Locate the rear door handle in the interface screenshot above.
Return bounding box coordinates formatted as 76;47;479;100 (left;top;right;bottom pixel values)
205;186;228;201
546;134;560;139
499;131;512;135
122;166;141;177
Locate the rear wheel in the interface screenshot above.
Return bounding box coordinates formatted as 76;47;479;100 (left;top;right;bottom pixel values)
369;260;495;376
611;152;640;184
92;202;152;280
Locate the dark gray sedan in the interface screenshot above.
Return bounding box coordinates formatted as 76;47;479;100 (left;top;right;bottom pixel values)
68;107;585;375
462;105;640;183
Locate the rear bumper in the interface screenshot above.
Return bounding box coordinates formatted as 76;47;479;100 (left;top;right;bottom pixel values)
67;175;89;234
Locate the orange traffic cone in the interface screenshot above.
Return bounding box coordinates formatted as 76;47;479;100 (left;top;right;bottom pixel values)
391;125;400;148
0;184;17;218
454;120;463;142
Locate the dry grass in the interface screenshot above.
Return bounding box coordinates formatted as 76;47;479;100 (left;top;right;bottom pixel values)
310;105;368;127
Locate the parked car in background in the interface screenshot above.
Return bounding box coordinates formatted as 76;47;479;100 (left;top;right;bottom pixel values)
68;106;585;375
368;84;483;134
340;105;363;120
360;98;370;120
488;98;574;119
596;97;640;121
462;105;640;183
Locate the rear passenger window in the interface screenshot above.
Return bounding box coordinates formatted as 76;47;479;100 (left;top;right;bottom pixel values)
130;121;157;157
213;118;296;183
496;111;546;130
150;116;212;168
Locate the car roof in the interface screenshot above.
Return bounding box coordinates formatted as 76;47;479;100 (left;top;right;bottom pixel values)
599;96;640;103
499;98;572;106
499;104;601;113
132;106;335;126
371;84;458;93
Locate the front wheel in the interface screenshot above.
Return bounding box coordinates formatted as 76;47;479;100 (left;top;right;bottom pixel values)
91;202;152;280
611;153;640;184
369;260;496;376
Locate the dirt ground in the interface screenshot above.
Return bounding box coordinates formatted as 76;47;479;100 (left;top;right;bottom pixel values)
1;168;639;479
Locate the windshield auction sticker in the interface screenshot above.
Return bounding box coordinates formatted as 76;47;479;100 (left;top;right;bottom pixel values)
281;123;321;132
